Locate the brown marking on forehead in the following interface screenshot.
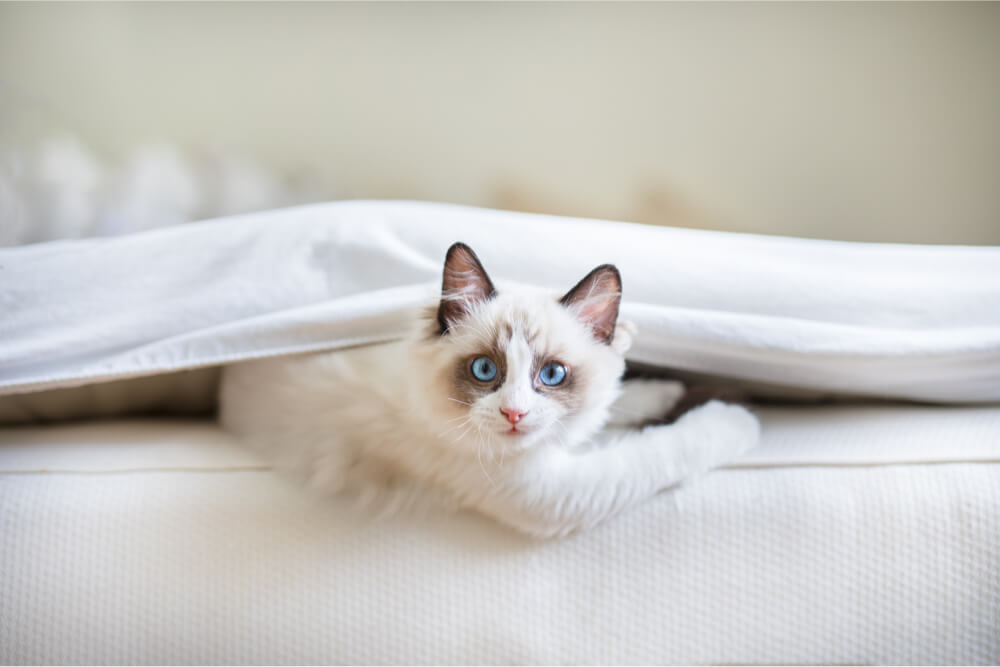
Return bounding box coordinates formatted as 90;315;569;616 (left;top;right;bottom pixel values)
521;321;541;345
491;318;542;351
494;322;514;353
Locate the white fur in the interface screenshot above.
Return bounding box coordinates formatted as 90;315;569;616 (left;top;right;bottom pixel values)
219;282;759;538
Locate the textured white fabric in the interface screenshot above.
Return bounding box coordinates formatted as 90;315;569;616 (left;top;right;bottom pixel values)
2;200;999;402
1;408;999;664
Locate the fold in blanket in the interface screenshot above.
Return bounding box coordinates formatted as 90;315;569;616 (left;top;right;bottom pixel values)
2;200;999;402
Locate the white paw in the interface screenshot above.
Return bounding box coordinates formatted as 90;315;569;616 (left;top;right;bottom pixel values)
676;399;760;467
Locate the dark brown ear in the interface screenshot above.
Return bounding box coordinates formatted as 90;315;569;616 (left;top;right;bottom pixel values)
437;242;497;334
559;264;621;344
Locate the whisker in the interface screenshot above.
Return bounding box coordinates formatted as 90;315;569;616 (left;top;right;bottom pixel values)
437;417;472;438
453;424;475;446
477;437;496;487
482;423;498;465
552;418;577;450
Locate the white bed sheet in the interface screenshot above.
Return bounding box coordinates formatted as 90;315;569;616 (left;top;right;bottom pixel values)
3;200;999;403
2;405;998;665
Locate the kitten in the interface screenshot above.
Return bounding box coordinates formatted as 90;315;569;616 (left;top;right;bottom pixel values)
219;242;759;538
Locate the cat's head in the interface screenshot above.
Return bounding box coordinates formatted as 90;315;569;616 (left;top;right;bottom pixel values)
412;242;632;455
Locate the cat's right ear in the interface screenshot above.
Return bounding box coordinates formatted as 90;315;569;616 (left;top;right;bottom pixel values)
437;242;497;334
559;264;622;345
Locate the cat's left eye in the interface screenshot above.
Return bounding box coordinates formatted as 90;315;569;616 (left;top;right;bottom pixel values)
538;361;567;386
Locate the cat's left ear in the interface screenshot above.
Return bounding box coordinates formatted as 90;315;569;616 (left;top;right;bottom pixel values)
437;242;497;334
559;264;622;345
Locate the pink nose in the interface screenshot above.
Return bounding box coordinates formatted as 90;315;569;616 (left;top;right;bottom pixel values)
500;408;527;424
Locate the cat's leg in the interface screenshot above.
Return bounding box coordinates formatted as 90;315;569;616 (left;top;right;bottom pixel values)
479;400;759;538
605;378;686;427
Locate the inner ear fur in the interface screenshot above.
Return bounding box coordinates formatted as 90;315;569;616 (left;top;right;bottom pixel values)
437;242;497;335
559;264;622;345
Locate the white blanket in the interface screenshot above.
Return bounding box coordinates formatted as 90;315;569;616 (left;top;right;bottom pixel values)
2;200;999;401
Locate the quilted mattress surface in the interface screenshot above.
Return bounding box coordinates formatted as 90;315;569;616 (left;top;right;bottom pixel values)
2;404;999;664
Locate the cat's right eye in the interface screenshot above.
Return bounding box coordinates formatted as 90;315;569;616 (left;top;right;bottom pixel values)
470;356;498;382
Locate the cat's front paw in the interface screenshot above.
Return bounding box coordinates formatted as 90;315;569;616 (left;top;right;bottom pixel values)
675;399;760;468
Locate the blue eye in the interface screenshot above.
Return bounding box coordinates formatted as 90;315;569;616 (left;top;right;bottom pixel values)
470;356;498;382
539;361;567;386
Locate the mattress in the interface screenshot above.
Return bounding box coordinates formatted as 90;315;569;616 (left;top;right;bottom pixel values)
2;404;998;665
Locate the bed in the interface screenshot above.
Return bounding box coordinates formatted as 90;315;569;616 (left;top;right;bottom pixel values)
1;201;998;664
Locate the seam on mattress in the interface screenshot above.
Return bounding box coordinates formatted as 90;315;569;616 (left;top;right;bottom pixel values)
723;458;1000;470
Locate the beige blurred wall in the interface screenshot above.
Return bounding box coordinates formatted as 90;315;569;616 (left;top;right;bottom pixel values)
1;2;998;244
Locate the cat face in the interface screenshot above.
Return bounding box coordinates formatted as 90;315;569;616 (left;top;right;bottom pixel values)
414;243;630;455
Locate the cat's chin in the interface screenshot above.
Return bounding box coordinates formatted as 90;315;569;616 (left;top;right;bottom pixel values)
483;426;552;453
497;427;535;444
